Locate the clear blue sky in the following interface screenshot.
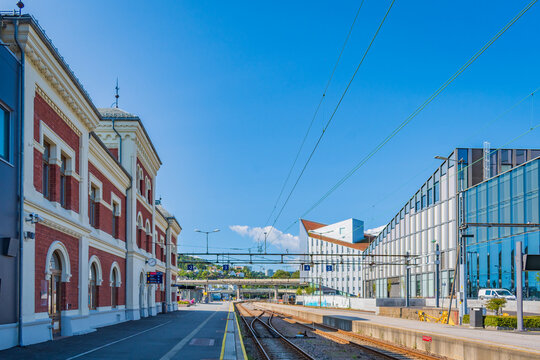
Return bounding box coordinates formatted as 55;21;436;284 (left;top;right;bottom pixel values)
6;1;539;269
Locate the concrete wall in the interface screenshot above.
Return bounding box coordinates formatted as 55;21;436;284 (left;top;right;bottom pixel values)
258;303;540;360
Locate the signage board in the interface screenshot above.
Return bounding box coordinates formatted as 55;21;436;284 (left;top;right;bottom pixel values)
187;264;194;271
223;264;229;271
326;265;333;271
146;271;163;284
523;254;540;271
303;264;311;271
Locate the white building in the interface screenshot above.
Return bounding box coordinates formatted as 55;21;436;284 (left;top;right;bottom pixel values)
299;219;375;296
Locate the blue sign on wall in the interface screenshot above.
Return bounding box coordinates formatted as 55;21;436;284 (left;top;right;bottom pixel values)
303;264;311;271
326;265;333;271
223;264;229;271
146;272;163;284
187;264;194;271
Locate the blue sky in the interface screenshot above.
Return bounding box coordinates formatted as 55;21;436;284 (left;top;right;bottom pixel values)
7;1;539;269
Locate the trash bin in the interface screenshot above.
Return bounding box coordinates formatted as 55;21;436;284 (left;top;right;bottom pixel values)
162;302;167;313
470;308;484;328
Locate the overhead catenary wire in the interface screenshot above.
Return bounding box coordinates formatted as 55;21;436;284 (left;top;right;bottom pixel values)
267;0;397;242
256;1;367;247
283;0;538;232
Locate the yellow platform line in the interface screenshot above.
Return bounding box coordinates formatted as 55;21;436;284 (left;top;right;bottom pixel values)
219;302;232;360
234;307;248;360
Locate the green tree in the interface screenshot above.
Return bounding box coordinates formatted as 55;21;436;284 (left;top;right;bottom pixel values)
291;270;300;279
486;298;507;315
305;286;315;295
296;287;303;295
272;270;291;279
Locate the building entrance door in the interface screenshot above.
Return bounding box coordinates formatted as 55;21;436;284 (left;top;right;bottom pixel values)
48;252;62;335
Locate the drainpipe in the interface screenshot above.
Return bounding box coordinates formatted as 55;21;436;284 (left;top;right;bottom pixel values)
124;182;131;313
111;119;122;165
164;218;172;312
11;17;26;347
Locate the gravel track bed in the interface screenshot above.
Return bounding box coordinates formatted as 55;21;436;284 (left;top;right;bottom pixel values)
238;302;383;360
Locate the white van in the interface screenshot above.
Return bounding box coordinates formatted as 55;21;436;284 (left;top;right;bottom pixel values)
478;288;516;300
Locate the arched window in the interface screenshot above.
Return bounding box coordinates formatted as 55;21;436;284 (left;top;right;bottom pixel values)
146;178;152;204
111;268;118;308
137;213;143;248
145;220;151;253
89;263;98;310
139;168;144;195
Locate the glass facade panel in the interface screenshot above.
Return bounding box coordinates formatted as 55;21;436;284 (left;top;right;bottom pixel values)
465;158;540;299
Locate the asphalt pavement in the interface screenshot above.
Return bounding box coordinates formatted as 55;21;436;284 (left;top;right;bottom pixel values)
0;302;231;360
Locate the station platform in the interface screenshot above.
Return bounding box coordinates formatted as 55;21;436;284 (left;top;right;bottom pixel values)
256;302;540;360
220;303;248;360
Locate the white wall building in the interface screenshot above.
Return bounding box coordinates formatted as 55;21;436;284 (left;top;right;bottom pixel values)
299;219;374;296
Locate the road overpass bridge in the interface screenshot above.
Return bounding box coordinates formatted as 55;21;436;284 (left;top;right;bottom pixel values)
175;278;307;286
176;278;306;300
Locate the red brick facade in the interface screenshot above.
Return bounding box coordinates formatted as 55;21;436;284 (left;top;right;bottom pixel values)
34;223;79;313
88;247;126;307
88;162;127;241
34;93;80;172
136;200;153;252
33;94;80;212
136;158;153;205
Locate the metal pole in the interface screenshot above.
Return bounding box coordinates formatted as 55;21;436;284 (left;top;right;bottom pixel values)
436;243;440;308
406;252;410;307
206;232;209;254
516;241;523;331
319;277;322;308
264;232;267;254
458;160;468;323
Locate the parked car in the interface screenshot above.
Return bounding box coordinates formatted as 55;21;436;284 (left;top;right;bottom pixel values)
478;288;516;300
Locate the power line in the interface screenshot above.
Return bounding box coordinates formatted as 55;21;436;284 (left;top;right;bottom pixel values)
268;0;397;240
257;0;366;246
284;0;538;231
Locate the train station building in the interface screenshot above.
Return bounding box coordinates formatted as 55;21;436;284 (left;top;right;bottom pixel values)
0;14;181;349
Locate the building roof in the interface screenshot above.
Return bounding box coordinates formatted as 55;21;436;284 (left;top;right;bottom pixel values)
300;219;373;251
156;204;182;231
98;107;139;120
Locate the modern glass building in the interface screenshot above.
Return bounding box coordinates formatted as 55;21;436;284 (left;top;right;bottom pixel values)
361;147;540;300
465;157;540;299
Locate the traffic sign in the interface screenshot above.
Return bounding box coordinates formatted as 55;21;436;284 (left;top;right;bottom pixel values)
303;264;311;271
223;264;229;271
187;264;194;271
326;265;333;271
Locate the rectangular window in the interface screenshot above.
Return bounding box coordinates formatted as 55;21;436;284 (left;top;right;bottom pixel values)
89;186;97;227
421;184;427;209
0;106;9;161
490;151;498;177
43;142;51;199
434;169;440;203
60;155;67;208
448;153;455;168
441;161;447;176
516;149;526;165
112;203;118;238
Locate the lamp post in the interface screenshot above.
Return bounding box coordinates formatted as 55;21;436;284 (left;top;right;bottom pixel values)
194;228;220;254
435;155;467;323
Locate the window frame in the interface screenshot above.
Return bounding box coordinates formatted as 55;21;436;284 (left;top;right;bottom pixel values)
0;104;10;163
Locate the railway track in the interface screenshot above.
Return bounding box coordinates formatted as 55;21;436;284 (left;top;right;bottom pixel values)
258;307;442;360
236;302;316;360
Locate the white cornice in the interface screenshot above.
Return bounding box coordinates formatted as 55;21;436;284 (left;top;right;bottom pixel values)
3;23;101;131
25;199;91;238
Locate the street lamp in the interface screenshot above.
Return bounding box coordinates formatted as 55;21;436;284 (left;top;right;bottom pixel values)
435;154;468;323
194;228;220;254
